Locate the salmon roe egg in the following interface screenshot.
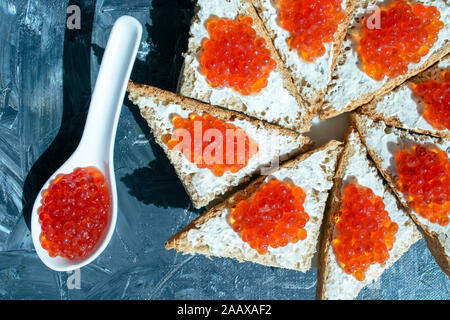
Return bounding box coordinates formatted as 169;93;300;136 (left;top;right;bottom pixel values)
411;69;450;131
277;0;345;62
199;16;276;95
228;179;309;254
333;183;398;281
395;145;449;226
358;0;443;81
39;167;110;260
166;113;259;177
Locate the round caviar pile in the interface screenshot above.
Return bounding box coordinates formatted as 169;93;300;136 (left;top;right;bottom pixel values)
166;113;259;176
200;16;276;95
411;70;450;130
39;167;110;260
277;0;345;62
228;179;309;254
358;0;443;81
395;145;449;226
333;183;398;281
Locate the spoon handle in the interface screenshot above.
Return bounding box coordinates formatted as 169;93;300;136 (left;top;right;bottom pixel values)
78;16;142;161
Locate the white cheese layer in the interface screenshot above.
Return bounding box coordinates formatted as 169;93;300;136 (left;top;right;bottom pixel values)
187;146;339;272
323;0;450;113
323;130;421;300
255;0;348;103
360;116;450;258
181;0;306;131
370;58;449;136
136;96;305;202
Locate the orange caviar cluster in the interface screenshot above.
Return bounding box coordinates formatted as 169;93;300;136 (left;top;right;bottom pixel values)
228;179;309;254
333;183;398;281
166;113;259;176
411;70;450;130
395;145;449;226
358;0;443;81
277;0;345;62
39;167;110;260
200;16;276;95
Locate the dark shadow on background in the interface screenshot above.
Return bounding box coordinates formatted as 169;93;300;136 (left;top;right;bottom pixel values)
120;142;193;209
92;0;194;90
141;0;195;91
21;0;96;229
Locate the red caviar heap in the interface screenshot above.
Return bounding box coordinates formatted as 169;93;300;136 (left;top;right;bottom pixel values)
277;0;345;62
358;0;443;81
333;183;398;281
39;167;110;260
166;113;259;177
228;179;309;254
411;70;450;130
200;16;276;95
395;145;449;226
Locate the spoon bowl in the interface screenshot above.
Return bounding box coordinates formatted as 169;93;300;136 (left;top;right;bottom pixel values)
31;16;142;271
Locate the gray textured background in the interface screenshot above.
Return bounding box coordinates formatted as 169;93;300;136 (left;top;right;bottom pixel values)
0;0;448;299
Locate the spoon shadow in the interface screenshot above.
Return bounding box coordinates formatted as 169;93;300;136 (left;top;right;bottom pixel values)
21;0;96;230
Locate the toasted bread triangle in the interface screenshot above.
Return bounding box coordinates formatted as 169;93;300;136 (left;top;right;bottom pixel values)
179;0;315;132
351;113;450;276
317;128;421;300
165;141;343;272
320;0;450;120
127;82;313;209
253;0;357;111
359;55;449;139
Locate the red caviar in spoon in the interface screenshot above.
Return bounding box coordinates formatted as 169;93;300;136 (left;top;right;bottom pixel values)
39;167;110;260
395;145;449;226
358;0;443;81
411;69;450;130
277;0;345;62
333;183;398;281
228;179;309;254
200;16;276;95
166;113;259;176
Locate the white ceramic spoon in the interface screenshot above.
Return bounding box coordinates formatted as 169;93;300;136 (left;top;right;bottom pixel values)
31;16;142;271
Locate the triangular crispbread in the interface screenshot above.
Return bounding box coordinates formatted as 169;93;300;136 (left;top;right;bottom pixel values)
127;82;313;209
317;127;421;300
166;141;342;272
351;113;450;276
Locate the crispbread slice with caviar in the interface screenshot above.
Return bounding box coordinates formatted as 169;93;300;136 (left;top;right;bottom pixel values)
320;0;450;120
351;113;450;276
359;55;449;139
127;82;313;209
166;141;342;272
317;128;421;300
253;0;356;110
178;0;314;132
